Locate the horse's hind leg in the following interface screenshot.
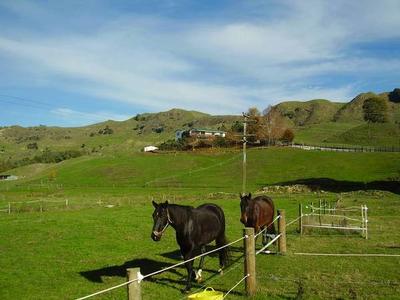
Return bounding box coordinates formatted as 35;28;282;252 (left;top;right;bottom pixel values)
261;226;268;245
268;223;277;246
216;234;229;274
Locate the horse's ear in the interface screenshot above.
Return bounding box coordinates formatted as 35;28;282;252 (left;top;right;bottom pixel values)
239;193;243;199
248;193;252;198
165;200;169;205
152;201;158;208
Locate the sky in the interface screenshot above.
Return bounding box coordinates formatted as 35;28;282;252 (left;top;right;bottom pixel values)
0;0;399;127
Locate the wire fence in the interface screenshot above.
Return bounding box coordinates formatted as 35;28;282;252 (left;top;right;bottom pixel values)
76;235;248;300
76;212;285;300
1;199;70;214
291;143;400;153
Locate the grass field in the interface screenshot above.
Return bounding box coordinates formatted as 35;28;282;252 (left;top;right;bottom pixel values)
294;122;400;148
0;148;399;299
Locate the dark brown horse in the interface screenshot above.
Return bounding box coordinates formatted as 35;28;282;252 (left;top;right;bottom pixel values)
151;201;229;292
239;193;276;245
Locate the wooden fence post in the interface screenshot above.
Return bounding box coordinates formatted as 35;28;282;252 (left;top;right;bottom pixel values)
244;227;256;296
278;210;287;255
298;204;303;235
364;205;368;240
127;267;142;300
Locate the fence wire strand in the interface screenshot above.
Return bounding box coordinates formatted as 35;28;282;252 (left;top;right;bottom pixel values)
223;274;249;299
76;235;247;300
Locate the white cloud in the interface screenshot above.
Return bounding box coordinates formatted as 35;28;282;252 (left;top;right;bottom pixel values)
0;0;399;119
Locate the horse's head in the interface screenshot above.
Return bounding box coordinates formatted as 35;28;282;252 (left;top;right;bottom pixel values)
239;193;252;225
151;200;171;242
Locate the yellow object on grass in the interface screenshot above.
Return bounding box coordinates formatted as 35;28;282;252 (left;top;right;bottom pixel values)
187;287;223;300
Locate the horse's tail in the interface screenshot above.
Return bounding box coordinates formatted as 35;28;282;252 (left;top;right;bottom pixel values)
216;233;230;268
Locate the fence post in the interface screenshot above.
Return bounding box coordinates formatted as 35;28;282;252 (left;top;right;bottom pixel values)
298;204;303;234
244;227;256;296
364;206;368;240
127;267;142;300
278;210;287;255
8;202;11;214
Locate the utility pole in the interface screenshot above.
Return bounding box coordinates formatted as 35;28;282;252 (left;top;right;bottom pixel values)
242;113;256;195
242;113;248;195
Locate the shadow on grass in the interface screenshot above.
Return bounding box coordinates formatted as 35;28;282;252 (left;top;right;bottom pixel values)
80;247;247;293
79;256;244;294
268;178;400;194
79;258;182;283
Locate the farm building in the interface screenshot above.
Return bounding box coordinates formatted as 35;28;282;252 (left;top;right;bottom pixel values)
0;174;18;180
175;128;226;141
144;146;159;152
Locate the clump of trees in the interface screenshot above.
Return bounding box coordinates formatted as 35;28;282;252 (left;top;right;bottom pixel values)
362;97;389;123
27;142;38;150
231;106;293;146
0;149;83;172
89;125;114;137
98;125;114;135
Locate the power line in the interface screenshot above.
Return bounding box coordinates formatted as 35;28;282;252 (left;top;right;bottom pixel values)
0;94;53;108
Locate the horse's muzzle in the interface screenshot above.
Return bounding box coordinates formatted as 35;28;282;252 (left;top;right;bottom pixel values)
151;231;162;241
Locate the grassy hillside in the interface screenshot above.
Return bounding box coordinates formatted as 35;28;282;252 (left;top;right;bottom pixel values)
327;123;400;147
293;122;400;147
0;148;399;299
0;109;241;171
334;90;400;123
1;88;400;173
274;99;344;126
274;88;400;147
1;148;399;202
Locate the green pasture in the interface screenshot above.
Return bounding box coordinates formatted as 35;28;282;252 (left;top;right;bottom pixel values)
294;122;400;148
0;148;399;299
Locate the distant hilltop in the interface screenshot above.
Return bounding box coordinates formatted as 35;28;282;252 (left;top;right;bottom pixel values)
272;88;400;127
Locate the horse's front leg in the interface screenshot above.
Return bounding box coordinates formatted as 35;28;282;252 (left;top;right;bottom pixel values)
182;249;195;293
195;246;206;282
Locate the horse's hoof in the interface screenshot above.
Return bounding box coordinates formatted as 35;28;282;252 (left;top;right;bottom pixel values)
195;269;203;282
218;268;224;275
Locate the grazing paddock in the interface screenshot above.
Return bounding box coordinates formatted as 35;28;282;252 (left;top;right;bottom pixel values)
0;148;399;299
0;192;399;299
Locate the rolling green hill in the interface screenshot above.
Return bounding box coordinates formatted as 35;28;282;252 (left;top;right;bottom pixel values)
1;88;400;173
273;99;345;126
0;109;241;171
274;88;400;147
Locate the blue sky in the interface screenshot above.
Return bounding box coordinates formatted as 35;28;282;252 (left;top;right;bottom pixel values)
0;0;399;127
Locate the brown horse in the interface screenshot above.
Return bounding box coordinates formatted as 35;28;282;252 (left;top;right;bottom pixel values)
239;193;276;245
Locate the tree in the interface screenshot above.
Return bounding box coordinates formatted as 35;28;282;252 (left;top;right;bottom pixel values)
263;106;287;145
246;107;264;143
362;97;388;123
27;142;38;150
281;129;295;144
